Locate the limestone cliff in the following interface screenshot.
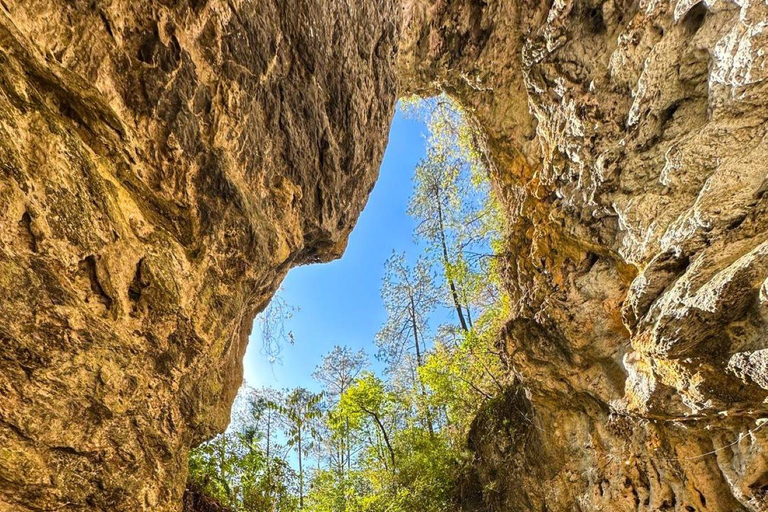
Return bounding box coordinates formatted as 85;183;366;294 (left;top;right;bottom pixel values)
398;0;768;510
2;0;768;511
0;1;397;509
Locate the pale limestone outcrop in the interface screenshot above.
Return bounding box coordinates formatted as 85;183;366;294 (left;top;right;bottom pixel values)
0;1;397;509
398;0;768;510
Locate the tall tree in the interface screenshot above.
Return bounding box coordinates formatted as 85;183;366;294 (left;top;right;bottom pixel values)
375;252;438;377
313;346;368;477
409;157;471;331
313;346;368;402
375;252;439;434
339;372;396;472
187;96;508;512
279;388;323;509
406;96;499;333
242;387;287;510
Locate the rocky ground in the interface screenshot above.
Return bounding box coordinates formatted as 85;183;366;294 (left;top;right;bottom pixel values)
1;0;768;511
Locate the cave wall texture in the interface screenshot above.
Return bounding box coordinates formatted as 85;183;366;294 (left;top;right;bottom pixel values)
1;0;768;511
0;0;398;509
400;1;768;511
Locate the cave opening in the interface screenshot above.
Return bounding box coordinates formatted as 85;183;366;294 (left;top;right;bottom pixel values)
7;2;768;511
186;96;509;511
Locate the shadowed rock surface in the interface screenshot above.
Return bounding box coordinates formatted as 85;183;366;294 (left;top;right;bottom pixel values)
0;0;397;509
2;0;768;511
398;0;768;510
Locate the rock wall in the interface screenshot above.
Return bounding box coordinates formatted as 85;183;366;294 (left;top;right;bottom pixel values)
398;0;768;510
3;0;768;511
0;1;397;510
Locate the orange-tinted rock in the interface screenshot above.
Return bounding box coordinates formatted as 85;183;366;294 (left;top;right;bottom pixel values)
399;1;768;510
0;1;397;509
3;0;768;510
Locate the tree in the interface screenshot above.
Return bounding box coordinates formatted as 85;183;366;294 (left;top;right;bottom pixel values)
279;388;324;509
410;155;471;331
339;372;396;472
188;430;280;512
376;252;438;375
375;252;440;433
188;432;244;508
186;95;510;512
313;346;368;403
241;387;289;510
420;317;507;439
190;387;302;512
406;95;500;333
313;346;368;477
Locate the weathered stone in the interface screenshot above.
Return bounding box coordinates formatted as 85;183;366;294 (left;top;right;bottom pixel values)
398;0;768;510
3;0;768;510
0;1;397;510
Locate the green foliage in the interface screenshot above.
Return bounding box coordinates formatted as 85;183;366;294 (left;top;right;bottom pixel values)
312;346;368;480
188;430;298;512
403;95;503;336
306;470;372;512
390;428;455;512
280;388;324;508
420;298;509;438
188;433;243;508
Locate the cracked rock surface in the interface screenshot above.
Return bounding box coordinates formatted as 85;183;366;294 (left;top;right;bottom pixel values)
3;0;768;511
398;0;768;510
0;0;397;509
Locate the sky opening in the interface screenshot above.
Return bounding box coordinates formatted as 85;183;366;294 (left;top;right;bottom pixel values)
239;105;456;397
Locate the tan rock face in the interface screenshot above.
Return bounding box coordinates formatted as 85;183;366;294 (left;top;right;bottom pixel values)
0;0;397;509
3;0;768;510
398;0;768;510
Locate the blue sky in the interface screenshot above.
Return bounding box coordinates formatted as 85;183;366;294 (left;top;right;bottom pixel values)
241;107;451;395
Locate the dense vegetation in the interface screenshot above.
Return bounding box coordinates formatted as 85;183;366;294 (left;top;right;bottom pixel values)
188;97;509;512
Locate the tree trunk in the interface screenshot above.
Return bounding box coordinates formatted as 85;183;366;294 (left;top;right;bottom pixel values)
362;406;395;470
298;426;303;509
434;184;469;331
346;416;351;475
411;294;423;369
409;294;435;436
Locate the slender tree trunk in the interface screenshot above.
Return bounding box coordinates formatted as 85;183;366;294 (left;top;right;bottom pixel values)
363;407;395;470
298;426;303;509
337;442;342;476
371;430;386;470
410;294;424;369
434;184;469;331
266;416;271;460
346;416;351;475
342;424;347;512
341;381;351;478
409;294;435;436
